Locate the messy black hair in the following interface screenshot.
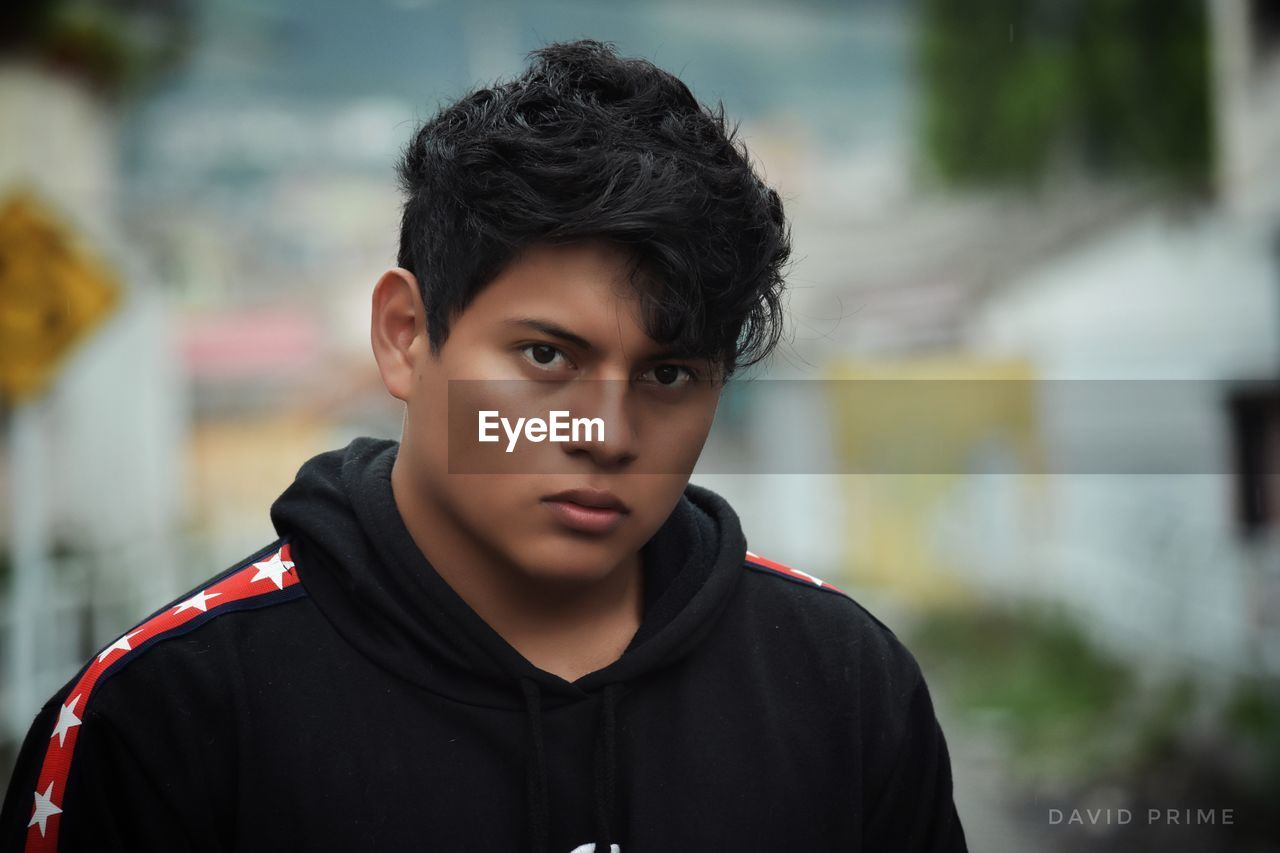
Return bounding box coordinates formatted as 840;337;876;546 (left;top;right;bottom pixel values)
394;38;791;378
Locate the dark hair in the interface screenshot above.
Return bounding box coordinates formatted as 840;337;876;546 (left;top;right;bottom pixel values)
395;38;791;378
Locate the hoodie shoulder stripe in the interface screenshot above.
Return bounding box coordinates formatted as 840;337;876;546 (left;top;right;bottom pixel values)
744;550;849;597
20;541;303;851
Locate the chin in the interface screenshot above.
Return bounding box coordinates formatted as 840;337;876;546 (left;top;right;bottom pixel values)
515;541;628;585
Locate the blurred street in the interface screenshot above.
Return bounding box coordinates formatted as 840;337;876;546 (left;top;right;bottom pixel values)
3;1;1279;849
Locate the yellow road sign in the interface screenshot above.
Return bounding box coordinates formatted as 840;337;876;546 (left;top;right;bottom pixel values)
0;190;122;403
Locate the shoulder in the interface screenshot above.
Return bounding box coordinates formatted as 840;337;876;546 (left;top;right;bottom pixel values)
739;548;926;694
738;548;944;759
741;549;905;642
4;540;310;848
48;537;309;725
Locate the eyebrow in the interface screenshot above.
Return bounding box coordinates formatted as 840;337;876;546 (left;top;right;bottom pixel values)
504;318;596;352
502;317;705;362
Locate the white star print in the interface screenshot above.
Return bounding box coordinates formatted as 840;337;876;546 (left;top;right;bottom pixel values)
98;629;144;662
249;550;295;590
746;551;828;587
50;694;82;747
790;568;826;587
173;589;222;615
28;780;61;837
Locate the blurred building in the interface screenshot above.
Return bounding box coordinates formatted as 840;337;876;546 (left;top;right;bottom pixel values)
3;10;1279;847
727;0;1280;688
0;66;188;744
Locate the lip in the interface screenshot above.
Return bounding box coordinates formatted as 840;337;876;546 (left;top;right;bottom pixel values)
542;488;630;512
541;488;630;534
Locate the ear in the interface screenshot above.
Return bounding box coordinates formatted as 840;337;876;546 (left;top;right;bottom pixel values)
371;267;427;403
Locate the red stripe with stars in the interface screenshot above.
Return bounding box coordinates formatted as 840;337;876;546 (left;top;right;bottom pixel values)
744;549;846;595
23;542;300;850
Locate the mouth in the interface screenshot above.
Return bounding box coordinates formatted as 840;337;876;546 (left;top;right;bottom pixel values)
540;488;630;534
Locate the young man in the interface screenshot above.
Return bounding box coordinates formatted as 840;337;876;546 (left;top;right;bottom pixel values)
1;40;967;852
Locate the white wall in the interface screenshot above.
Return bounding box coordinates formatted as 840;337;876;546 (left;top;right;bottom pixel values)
952;210;1280;678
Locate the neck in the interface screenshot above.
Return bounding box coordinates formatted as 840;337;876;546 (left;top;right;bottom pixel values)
389;454;644;682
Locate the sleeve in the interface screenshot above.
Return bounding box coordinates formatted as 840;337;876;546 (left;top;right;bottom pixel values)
0;690;222;852
1;694;63;851
862;663;969;852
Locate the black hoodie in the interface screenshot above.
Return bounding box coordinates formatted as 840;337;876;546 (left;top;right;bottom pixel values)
1;436;967;852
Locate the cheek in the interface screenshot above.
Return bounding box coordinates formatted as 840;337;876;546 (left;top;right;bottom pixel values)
408;363;448;438
624;475;691;532
443;373;566;476
448;475;539;533
633;400;719;475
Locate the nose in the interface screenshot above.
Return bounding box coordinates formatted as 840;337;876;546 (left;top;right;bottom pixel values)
558;379;638;469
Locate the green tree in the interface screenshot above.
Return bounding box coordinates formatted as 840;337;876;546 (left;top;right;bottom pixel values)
918;0;1211;191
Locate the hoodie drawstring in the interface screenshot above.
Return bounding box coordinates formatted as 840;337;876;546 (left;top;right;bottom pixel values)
521;677;551;853
593;682;623;852
520;676;624;853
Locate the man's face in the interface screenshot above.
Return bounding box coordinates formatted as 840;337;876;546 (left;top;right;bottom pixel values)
393;239;723;585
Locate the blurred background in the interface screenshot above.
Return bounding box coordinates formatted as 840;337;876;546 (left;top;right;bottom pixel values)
2;0;1279;849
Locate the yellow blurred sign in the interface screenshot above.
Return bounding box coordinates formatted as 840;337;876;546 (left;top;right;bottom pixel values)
825;357;1042;474
0;190;121;403
823;356;1044;606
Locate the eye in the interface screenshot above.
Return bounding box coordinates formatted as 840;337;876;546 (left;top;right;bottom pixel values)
519;343;573;371
640;364;695;387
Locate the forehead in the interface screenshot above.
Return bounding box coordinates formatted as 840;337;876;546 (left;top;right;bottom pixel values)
460;240;664;350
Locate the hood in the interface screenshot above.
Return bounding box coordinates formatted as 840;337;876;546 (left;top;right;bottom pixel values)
268;435;747;852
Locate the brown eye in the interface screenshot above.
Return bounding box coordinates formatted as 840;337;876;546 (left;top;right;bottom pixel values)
654;365;680;385
641;364;693;387
520;343;571;370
